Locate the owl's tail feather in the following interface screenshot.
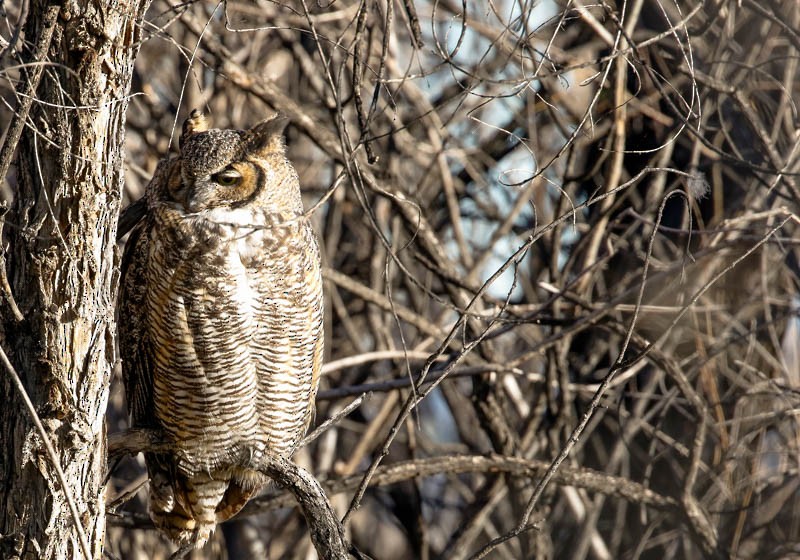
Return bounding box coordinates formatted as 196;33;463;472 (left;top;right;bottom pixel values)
152;509;214;549
150;474;232;548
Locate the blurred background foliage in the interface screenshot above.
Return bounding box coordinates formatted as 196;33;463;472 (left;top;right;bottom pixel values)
5;0;799;558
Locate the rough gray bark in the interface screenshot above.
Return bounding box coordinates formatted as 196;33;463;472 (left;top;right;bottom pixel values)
0;1;150;558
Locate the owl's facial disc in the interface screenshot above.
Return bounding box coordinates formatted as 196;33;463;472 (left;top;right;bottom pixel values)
166;113;294;215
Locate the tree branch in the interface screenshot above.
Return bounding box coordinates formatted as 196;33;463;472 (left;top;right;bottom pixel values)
108;429;352;560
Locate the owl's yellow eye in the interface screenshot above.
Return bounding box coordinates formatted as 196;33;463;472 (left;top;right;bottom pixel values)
213;171;241;186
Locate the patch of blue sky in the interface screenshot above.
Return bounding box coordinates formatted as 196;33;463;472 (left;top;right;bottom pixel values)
435;0;558;65
552;183;587;271
480;233;531;301
413;1;575;297
780;297;800;386
478;153;538;301
445;95;527;154
418;387;460;444
392;0;562;132
439;148;537;300
493;137;538;187
430;4;554;85
509;0;560;32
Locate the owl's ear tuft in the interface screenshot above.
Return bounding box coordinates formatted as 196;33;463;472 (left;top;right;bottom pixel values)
246;114;290;157
180;109;209;148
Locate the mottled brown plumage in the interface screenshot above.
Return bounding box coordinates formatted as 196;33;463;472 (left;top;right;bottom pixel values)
118;112;323;547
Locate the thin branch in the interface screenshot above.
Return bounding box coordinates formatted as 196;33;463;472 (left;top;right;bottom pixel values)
0;3;60;322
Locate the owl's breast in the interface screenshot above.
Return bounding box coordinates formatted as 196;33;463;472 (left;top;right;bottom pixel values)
145;205;322;470
146;216;262;470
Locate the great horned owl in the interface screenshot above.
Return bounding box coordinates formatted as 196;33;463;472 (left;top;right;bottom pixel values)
117;111;324;548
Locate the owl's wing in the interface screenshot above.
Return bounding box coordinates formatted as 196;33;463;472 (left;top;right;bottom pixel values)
118;217;156;428
117;197;147;241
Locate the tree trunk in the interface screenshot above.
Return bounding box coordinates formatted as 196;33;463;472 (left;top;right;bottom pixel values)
0;1;150;558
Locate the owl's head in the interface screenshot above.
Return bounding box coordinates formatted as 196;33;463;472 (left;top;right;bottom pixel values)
165;111;299;214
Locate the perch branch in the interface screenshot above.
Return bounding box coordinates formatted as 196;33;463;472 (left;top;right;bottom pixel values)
108;428;352;560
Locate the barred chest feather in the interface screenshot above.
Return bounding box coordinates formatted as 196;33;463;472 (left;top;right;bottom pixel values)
146;203;323;474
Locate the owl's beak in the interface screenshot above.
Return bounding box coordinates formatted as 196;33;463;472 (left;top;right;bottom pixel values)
184;195;201;213
184;189;206;213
